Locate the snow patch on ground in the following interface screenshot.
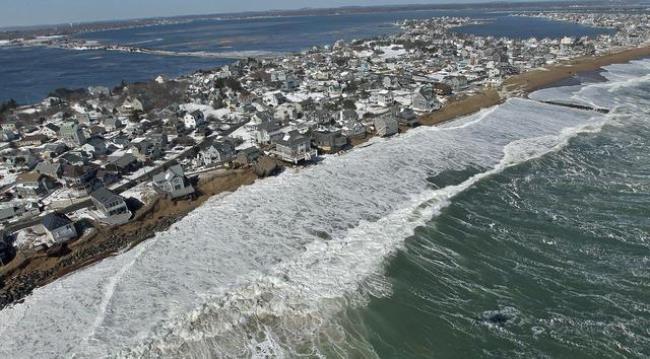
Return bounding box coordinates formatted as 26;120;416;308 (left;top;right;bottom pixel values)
180;103;231;121
285;91;325;103
230;125;256;150
0;169;17;187
121;182;156;205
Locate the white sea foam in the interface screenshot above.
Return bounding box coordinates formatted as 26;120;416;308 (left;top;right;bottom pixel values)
1;60;647;358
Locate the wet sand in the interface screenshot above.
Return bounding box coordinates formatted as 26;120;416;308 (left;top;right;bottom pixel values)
505;46;650;93
421;45;650;126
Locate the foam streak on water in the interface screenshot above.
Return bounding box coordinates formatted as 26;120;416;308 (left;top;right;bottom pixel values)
1;59;648;358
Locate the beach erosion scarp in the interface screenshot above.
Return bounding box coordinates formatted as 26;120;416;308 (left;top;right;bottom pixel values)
0;169;258;310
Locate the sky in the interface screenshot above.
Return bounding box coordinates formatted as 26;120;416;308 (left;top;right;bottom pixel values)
0;0;542;28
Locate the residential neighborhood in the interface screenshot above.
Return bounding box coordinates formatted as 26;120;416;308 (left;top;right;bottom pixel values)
0;11;648;265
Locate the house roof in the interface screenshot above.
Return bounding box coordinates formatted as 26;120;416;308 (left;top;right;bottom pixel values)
42;212;72;231
63;164;87;177
87;137;106;147
167;164;185;178
35;160;61;174
16;172;43;183
61;152;86;165
257;118;280;132
253;111;274;123
60;121;79;132
45;123;60;132
276;131;309;147
90;187;122;206
238;146;261;156
416;86;437;101
153;164;185;183
109;153;138;169
205;138;234;152
21;134;49;143
103;117;120;125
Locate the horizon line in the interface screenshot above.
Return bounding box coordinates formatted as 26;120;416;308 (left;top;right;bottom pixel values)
0;0;585;32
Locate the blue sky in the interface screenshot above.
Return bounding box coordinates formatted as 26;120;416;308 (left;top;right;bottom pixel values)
0;0;541;27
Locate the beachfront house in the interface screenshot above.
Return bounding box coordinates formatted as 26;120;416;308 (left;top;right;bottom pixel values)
397;108;420;127
339;109;359;124
90;187;132;225
312;130;348;152
234;147;262;167
197;140;235;168
432;82;453;96
412;86;441;113
106;153;141;175
41;212;77;244
443;75;468;92
255;116;283;145
341;119;367;139
271;131;318;164
152;164;195;199
374;115;399;137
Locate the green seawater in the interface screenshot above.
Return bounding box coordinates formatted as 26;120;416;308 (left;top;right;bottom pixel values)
338;111;650;358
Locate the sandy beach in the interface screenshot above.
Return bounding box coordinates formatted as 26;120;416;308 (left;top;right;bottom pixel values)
417;45;650;128
506;46;650;93
1;44;650;310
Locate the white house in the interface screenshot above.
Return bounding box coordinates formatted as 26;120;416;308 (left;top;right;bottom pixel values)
184;110;205;129
372;90;394;107
197;141;235;167
90;187;132;225
328;83;343;98
152;165;195;199
274;103;301;122
42;213;77;244
411;86;441;113
119;97;144;117
374;115;399;137
263;92;285;108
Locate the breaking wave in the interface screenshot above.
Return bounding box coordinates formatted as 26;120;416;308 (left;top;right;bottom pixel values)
121;117;608;359
1;59;648;358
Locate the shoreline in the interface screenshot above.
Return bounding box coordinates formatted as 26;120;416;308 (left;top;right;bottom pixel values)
1;44;649;311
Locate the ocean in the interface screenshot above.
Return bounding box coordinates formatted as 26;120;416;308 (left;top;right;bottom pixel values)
0;10;613;104
0;56;648;358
